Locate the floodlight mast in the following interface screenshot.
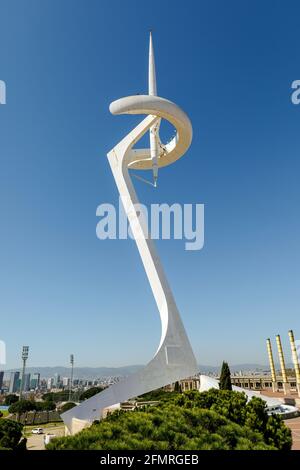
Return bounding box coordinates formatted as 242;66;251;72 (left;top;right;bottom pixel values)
69;354;74;402
19;346;29;400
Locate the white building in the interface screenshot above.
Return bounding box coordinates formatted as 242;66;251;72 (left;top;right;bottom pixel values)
47;378;54;390
62;377;70;388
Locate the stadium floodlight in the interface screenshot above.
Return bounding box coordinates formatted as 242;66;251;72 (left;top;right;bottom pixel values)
19;346;29;400
69;354;74;401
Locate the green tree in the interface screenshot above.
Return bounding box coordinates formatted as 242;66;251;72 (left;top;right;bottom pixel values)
0;419;24;450
46;404;274;450
136;388;177;402
4;394;18;406
176;388;292;451
244;396;268;434
42;391;69;403
38;401;56;411
42;392;54;402
175;388;247;424
265;414;292;451
60;402;76;413
45;389;292;451
219;361;232;391
79;387;104;401
8;399;56;413
8;400;36;414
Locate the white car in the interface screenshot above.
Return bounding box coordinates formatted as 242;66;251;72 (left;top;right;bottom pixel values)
31;428;44;434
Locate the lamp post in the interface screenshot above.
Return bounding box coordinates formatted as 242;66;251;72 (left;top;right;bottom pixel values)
19;346;29;400
69;354;74;402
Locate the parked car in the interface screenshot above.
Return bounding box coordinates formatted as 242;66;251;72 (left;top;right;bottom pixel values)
31;428;44;434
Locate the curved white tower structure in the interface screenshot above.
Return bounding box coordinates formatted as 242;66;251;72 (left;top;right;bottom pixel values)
62;33;198;435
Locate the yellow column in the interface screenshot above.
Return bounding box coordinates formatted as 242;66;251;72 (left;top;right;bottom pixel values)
288;330;300;397
276;334;290;395
266;338;277;392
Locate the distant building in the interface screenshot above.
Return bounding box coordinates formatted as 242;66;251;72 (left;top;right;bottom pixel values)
53;373;61;388
40;378;47;391
30;372;40;390
9;371;20;393
47;378;54;390
62;377;70;388
23;373;31;392
231;375;298;391
0;371;4;390
165;375;200;392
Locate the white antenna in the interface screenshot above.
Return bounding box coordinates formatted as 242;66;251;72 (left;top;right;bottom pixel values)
148;31;157;95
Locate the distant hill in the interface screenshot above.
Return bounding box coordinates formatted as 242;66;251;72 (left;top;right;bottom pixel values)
3;363;293;380
2;365;142;380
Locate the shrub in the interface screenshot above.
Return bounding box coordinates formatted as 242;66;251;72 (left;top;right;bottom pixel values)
46;389;292;451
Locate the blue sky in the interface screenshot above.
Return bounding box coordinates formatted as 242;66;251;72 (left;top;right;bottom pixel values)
0;0;299;369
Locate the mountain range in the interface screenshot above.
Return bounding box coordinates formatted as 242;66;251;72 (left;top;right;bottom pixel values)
3;363;293;379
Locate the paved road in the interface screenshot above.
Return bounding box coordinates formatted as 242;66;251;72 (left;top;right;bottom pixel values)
26;425;65;450
285;416;300;450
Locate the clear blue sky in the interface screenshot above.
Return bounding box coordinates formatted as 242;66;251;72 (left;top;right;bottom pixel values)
0;0;299;369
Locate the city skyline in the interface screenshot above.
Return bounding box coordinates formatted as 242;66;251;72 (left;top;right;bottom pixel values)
1;0;300;369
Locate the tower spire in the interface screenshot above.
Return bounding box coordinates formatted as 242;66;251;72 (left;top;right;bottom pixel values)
148;31;157;96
